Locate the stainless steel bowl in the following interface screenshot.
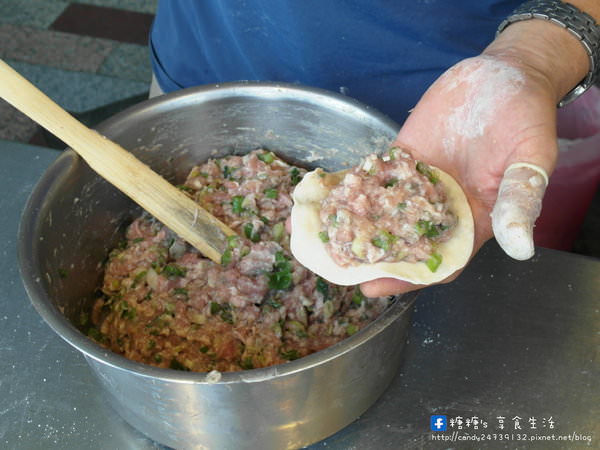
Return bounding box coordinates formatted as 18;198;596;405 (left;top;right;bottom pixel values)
19;82;418;449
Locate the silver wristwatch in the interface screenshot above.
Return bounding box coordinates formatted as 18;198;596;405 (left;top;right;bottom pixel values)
497;0;600;107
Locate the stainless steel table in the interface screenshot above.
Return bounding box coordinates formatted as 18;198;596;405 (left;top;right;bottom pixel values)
1;140;598;449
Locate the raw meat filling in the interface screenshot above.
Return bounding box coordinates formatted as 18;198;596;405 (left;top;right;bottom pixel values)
318;148;457;270
88;150;389;372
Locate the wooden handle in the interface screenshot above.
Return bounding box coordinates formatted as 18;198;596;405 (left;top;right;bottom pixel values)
0;59;236;263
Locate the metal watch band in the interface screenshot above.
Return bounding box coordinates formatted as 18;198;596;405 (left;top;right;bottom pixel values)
497;0;600;107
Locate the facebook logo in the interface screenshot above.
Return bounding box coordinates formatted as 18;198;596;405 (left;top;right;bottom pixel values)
430;415;447;431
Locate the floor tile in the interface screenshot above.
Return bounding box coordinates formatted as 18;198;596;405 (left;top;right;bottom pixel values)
6;60;149;113
0;0;69;28
98;43;152;83
28;91;150;149
28;127;65;149
0;24;115;73
0;100;38;142
50;3;154;45
77;0;158;14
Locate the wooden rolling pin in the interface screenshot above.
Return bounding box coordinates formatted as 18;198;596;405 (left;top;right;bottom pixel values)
0;59;236;263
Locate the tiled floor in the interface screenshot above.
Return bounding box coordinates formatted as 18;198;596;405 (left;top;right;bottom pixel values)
0;0;155;142
1;0;598;257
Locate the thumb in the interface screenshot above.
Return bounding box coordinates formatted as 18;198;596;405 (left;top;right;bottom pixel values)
490;162;549;260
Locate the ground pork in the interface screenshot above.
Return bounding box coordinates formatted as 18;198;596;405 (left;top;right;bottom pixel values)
88;149;389;372
318;148;456;271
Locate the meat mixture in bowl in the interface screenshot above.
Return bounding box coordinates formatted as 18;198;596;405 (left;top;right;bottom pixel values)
88;149;389;372
318;148;457;271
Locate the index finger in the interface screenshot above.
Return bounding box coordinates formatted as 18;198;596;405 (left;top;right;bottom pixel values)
360;277;422;297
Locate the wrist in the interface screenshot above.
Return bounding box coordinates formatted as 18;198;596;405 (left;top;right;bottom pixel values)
484;19;589;104
490;0;600;107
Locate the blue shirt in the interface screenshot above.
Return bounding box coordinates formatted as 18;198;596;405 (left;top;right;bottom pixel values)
150;0;519;125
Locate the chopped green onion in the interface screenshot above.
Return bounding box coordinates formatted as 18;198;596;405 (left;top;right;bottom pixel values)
231;195;245;214
346;324;359;335
272;222;285;241
222;165;236;179
118;301;136;320
371;230;398;251
416;161;439;184
131;270;147;288
219;303;234;324
397;202;407;210
243;223;252;237
210;302;221;315
371;236;387;250
257;151;275;164
264;188;278;199
268;251;293;290
173;288;188;298
240;358;254;370
164;303;176;315
176;184;194;193
290;167;302;185
384;177;398;188
221;248;233;265
388;147;400;160
416;220;441;238
243;223;261;242
280;349;299;361
87;327;105;343
318;231;330;243
209;301;234;324
316;277;329;299
227;235;240;249
426;252;442;272
163;264;187;278
264;295;282;309
169;358;190;371
351;287;365;306
268;269;292;291
286;320;308;338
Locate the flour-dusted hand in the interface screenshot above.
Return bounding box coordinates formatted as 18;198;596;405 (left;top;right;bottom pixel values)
361;18;592;298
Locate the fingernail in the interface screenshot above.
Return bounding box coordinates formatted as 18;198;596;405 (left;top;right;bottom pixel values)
491;163;548;260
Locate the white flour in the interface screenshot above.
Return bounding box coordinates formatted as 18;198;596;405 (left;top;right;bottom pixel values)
441;56;525;151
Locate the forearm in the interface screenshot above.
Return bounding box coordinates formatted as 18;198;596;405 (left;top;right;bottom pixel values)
483;0;599;104
568;0;600;22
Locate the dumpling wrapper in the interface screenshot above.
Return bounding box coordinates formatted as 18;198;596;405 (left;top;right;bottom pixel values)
290;167;474;286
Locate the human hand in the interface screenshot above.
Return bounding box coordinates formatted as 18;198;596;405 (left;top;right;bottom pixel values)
361;20;590;297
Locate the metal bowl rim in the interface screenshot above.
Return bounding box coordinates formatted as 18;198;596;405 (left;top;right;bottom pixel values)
95;81;400;137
